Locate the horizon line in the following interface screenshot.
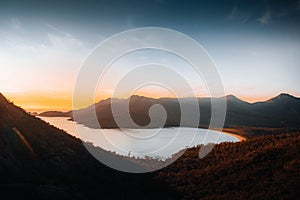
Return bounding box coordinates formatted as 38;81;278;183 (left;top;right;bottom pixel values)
2;92;298;113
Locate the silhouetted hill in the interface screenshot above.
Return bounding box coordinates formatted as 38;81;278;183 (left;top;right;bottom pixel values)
45;93;300;129
38;110;71;117
250;93;300;127
156;131;300;199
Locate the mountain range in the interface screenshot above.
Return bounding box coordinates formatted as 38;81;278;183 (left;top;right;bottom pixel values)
40;93;300;129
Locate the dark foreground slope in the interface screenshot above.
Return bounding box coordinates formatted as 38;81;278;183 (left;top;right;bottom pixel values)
156;131;300;199
0;93;177;199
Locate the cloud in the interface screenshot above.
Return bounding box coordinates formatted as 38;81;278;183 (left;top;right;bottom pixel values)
47;32;84;51
258;11;271;25
46;24;85;50
11;17;21;30
2;21;88;57
227;4;250;23
228;4;238;20
257;0;272;25
122;17;136;30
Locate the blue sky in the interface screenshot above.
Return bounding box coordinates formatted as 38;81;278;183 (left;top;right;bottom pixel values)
0;0;299;110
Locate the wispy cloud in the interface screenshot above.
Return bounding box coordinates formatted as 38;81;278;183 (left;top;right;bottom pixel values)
11;17;21;30
227;4;238;20
47;32;84;51
44;24;92;58
227;3;250;23
46;24;84;48
122;17;136;30
258;11;271;25
258;0;272;25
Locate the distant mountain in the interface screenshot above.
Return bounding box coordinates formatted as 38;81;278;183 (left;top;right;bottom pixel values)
41;93;300;129
249;93;300;127
38;110;71;117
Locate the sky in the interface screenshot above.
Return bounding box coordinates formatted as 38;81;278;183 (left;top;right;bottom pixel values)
0;0;300;111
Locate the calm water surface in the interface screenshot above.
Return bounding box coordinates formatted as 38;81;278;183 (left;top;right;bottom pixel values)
39;117;239;158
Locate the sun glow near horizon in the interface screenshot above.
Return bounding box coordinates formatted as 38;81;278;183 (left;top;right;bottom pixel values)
3;89;299;113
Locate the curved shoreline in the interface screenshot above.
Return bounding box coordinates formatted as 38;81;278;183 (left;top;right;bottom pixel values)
221;131;247;141
39;116;247;142
210;128;247;141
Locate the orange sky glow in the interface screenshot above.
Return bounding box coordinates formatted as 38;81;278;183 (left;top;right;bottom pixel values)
3;90;293;113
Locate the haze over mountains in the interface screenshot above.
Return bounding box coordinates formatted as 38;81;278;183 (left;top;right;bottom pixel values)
40;93;300;129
